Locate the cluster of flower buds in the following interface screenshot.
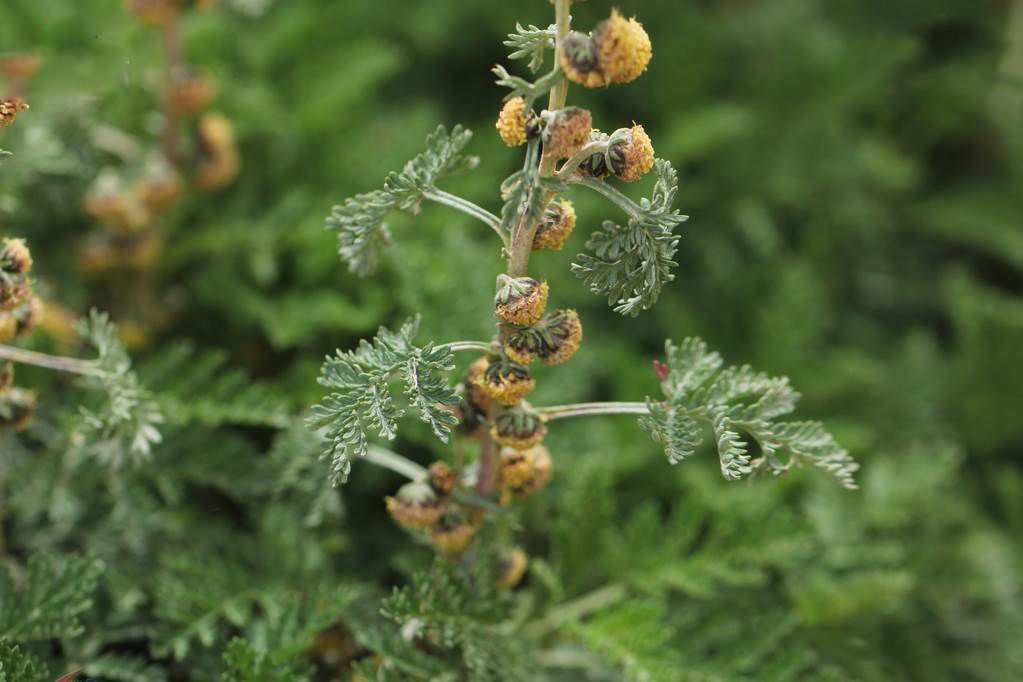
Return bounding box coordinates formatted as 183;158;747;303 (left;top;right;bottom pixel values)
385;461;480;555
502;308;583;366
561;9;652;88
0;239;42;342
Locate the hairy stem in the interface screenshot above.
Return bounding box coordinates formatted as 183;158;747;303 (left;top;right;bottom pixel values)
556;140;610;180
441;341;498;354
524;583;629;638
424;190;506;246
570;176;644;220
539;402;651;420
0;345;100;376
365;445;428;481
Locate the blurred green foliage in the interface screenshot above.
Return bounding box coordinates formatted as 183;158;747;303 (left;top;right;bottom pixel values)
1;0;1022;679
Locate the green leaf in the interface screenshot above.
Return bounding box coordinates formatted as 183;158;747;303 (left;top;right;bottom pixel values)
642;338;858;488
0;641;44;682
308;316;459;485
326;125;479;276
221;638;308;682
0;554;103;641
504;23;555;73
571;159;688;316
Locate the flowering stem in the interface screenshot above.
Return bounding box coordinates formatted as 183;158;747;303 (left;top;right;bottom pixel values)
538;402;651;420
424;190;507;246
441;341;498;354
0;345;100;377
524;582;629;638
556;141;610;180
365;445;428;481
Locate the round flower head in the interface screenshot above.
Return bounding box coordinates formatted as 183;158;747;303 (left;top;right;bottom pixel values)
499;444;552;501
496;547;529;589
494;275;548;326
538;309;583;365
474;360;535;406
1;239;32;275
0;314;16;344
125;0;179;26
169;71;218;116
533;200;576;251
606;125;655;182
429;513;476;554
542;107;592;160
0;53;42;79
385;480;446;530
0;98;28;128
491;404;547;451
560;31;605;88
195;113;240;191
496;97;530;147
429;461;457;496
592;9;652;84
0;387;37;431
502;338;535;365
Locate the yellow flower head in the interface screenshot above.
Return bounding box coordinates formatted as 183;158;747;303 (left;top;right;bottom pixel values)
607;124;655;182
385;481;446;530
543;107;592;160
533;200;576;251
495;276;549;326
474;361;535;407
195;113;240;191
502;341;535;365
0;98;28;128
593;9;653;84
429;514;477;554
1;239;33;275
496;96;529;147
560;31;606;88
539;309;583;365
499;445;552;500
491;404;547;451
496;547;529;589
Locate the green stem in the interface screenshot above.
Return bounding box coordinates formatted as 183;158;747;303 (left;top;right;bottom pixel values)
441;341;498;354
365;445;428;481
524;583;629;638
570;176;643;220
556;140;609;180
539;402;650;420
424;190;506;246
0;345;100;376
540;0;572;177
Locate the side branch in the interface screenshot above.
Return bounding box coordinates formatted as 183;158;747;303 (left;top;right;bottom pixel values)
570;176;643;220
0;345;100;377
539;402;651;421
365;445;429;481
424;189;507;246
440;341;498;354
556;141;609;180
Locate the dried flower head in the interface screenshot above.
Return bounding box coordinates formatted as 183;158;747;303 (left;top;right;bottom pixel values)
496;547;529;589
429;513;476;554
125;0;179;26
539;309;583;365
560;31;606;88
0;97;28;128
385;480;446;530
1;239;33;275
474;360;535;406
533;199;576;251
491;404;547;450
494;275;548;325
607;124;655;182
496;96;530;147
169;71;218;115
499;444;552;500
0;52;42;79
592;9;653;84
0;387;37;431
542;107;592;160
195;112;240;191
429;461;458;496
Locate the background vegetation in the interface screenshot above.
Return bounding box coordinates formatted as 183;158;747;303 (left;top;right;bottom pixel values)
1;0;1022;679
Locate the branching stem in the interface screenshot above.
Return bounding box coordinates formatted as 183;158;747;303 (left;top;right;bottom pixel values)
539;402;651;420
365;445;428;481
424;189;506;246
556;141;609;180
0;345;100;377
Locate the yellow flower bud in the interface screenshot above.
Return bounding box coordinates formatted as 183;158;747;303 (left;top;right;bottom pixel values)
429;513;477;554
592;9;652;84
607;125;655;182
496;97;529;147
385;481;446;530
533;200;576;251
473;360;535;407
499;445;552;501
494;276;548;326
491;404;547;451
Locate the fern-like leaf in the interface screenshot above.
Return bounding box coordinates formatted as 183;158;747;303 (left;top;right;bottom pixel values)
326;125;479;276
571;159;688;316
504;23;555;73
0;554;103;641
308;316;459;485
